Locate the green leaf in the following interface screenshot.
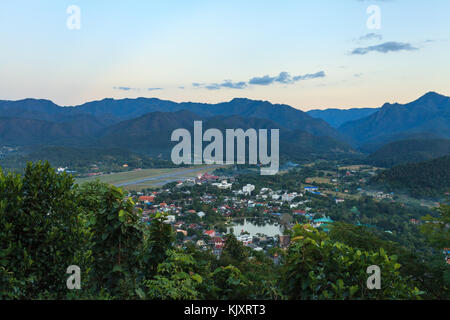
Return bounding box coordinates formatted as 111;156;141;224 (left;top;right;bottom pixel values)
135;288;146;299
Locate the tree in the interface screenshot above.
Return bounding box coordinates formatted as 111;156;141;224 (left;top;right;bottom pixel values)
421;203;450;250
144;250;203;300
281;224;422;300
77;181;144;297
0;162;85;299
219;234;249;269
210;266;250;300
143;212;175;277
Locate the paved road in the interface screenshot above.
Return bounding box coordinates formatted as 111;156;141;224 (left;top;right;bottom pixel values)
114;165;220;187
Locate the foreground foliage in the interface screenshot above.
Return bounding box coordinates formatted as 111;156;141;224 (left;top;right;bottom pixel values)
1;162;448;299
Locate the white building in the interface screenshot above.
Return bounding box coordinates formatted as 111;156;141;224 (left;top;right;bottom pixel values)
237;234;253;245
242;184;255;195
164;215;176;224
282;192;298;202
212;180;233;190
197;211;206;219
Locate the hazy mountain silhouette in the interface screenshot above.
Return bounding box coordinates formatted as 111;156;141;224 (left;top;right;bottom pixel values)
307;107;379;128
339;92;450;146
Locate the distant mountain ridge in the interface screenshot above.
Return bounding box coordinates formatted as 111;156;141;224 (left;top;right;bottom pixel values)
0;105;354;161
0;97;344;140
1;92;449;163
307;107;379;128
339;92;450;147
97;110;353;158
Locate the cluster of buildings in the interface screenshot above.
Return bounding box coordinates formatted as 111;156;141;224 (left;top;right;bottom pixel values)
130;172;340;258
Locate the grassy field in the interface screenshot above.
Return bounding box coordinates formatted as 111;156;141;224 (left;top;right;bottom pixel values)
306;177;332;184
76;168;174;185
75;165;224;190
322;190;361;200
339;165;381;171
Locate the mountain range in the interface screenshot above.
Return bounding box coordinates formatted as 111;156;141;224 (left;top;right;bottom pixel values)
0;91;449;165
339;92;450;149
0;100;353;160
307;107;379;128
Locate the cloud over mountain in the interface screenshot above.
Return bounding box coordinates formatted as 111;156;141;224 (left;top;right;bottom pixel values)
193;71;326;90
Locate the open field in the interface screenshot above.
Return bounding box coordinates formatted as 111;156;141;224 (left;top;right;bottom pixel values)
322;190;361;200
339;165;382;171
75;165;225;190
306;177;332;184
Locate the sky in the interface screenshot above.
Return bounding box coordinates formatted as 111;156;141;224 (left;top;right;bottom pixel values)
0;0;449;110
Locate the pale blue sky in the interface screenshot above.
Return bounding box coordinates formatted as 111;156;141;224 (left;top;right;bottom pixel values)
0;0;449;109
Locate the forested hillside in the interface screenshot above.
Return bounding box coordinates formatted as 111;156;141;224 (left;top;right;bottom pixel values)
369;139;450;167
373;156;450;197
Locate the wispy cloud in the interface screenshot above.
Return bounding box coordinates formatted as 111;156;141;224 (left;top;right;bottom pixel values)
113;86;135;91
113;86;164;92
249;71;326;86
193;71;325;90
193;81;247;90
351;41;418;55
116;71;326;93
358;33;383;41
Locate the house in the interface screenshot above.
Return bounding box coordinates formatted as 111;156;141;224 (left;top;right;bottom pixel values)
196;240;206;247
237;234;252;245
242;184;255;195
139;196;155;204
165;215;176;224
197;173;219;183
197;211;206;219
212;180;233;190
271;212;282;217
204;230;216;238
312;216;334;229
213;236;224;248
213;245;223;258
282;192;298;202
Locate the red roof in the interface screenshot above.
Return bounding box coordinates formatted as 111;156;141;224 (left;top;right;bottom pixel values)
139;196;154;202
199;173;219;180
